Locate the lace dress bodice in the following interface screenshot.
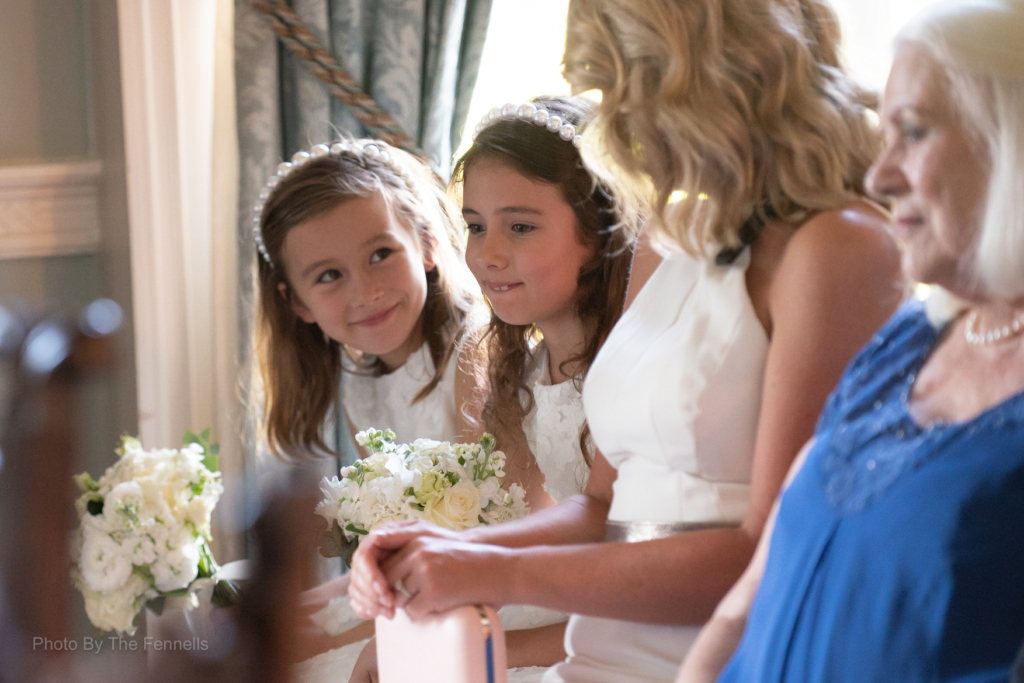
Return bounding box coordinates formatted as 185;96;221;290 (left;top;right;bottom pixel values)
341;341;458;441
522;343;589;502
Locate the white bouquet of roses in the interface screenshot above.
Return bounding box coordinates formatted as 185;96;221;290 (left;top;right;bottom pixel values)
71;430;239;635
315;429;528;564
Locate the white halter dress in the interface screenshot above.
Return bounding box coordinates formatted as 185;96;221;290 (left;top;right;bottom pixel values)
542;247;769;683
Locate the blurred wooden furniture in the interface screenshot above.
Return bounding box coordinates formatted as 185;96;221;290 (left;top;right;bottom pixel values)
0;300;120;682
0;300;326;683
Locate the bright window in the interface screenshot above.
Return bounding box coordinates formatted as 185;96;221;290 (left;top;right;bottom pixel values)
463;0;950;143
458;0;571;157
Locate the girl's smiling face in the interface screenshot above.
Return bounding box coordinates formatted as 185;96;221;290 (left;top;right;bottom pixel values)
463;160;594;332
280;191;434;370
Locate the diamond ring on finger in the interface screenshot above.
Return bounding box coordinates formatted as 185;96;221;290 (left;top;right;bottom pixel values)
393;577;412;599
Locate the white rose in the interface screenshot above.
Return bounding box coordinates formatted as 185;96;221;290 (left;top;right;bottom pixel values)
183;497;214;537
151;536;200;592
82;573;150;635
124;533;157;565
423;481;482;530
103;481;144;529
81;529;133;592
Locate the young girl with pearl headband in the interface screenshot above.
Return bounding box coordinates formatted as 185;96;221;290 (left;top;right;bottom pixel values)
252;138;489;668
253;138;484;460
454;96;632;509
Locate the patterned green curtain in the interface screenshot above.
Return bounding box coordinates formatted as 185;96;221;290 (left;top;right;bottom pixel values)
234;0;492;571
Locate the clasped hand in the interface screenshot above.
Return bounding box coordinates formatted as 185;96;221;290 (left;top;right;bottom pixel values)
348;520;513;621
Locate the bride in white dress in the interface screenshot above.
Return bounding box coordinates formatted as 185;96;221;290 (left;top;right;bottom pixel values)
346;1;905;681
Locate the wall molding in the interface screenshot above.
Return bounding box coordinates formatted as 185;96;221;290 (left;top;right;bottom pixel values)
0;160;103;259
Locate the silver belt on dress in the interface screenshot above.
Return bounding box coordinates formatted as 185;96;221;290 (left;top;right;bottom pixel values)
604;519;740;543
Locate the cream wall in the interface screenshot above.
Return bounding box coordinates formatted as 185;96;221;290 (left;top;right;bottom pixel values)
0;0;137;466
0;0;93;162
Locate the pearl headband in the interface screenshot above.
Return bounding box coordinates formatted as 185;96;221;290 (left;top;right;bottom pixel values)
472;103;584;149
252;139;418;267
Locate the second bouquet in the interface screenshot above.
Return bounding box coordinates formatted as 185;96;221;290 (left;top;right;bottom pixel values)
315;429;529;564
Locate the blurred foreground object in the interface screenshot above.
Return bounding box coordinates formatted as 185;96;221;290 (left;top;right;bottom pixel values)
0;300;120;682
376;605;507;683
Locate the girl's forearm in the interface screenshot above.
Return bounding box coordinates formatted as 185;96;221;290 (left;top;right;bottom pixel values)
464;494;609;548
504;528;757;625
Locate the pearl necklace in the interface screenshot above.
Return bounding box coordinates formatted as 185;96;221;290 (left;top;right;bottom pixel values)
964;309;1024;345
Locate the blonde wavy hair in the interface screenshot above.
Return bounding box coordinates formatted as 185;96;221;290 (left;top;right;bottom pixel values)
563;0;881;253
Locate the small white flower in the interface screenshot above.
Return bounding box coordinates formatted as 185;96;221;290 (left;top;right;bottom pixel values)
81;530;132;592
103;481;144;529
151;536;200;592
80;573;151;635
317;429;528;550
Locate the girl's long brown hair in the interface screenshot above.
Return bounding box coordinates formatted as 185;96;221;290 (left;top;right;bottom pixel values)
450;97;633;466
255;142;479;461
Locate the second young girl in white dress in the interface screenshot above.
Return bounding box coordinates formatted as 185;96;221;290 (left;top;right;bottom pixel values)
341;96;632;682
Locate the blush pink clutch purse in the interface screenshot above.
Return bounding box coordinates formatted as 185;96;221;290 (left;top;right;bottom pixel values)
376;605;507;683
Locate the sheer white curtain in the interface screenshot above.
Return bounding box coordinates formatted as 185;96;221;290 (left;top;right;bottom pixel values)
117;0;243;561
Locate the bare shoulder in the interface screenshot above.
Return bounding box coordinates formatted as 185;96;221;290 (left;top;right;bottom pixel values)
773;200;904;305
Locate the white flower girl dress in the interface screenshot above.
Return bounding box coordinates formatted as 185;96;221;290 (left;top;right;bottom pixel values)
296;341;590;683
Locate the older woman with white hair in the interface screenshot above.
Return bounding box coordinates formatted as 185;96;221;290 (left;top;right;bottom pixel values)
677;1;1024;681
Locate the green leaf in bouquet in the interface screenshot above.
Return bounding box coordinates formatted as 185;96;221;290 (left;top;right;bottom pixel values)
318;520;346;559
340;533;359;567
86;497;104;516
115;434;141;457
184;427;220;473
75;472;100;493
133;563;157;589
145;595;166;616
345;523;368;536
211;579;241;608
196;538;220;579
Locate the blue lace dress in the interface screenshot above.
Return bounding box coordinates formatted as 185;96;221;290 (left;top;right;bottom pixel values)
719;300;1024;683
